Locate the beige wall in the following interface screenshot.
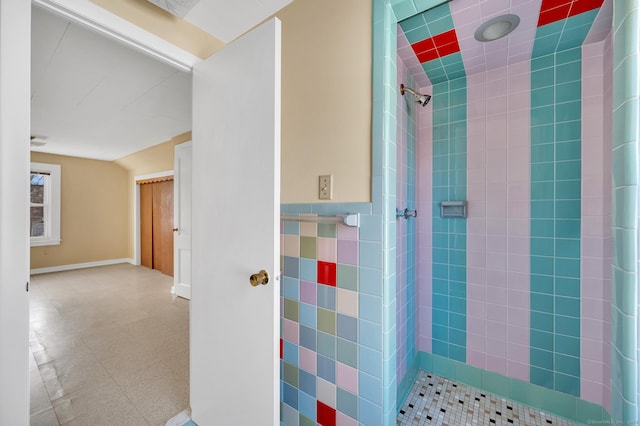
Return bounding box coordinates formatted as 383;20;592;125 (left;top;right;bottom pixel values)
93;0;373;203
30;152;129;269
277;0;372;202
115;132;192;259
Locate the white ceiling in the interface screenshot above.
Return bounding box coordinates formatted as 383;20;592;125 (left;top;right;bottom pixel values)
30;0;293;161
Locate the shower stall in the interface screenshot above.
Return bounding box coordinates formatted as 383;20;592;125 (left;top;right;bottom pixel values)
388;0;634;424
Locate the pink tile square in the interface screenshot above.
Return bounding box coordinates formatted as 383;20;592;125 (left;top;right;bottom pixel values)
300;280;317;305
486;338;506;357
507;360;530;382
467;350;486;369
336;411;357;426
337;223;357;240
299;347;316;374
508;325;529;346
486;304;507;323
581;380;605;407
486;320;506;340
317;237;337;263
467;332;486;352
486;355;507;375
336;239;358;266
283;319;299;344
468;318;486;335
336;362;358;395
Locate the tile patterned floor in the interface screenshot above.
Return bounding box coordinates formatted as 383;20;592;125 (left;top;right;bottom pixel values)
397;372;579;426
29;264;189;426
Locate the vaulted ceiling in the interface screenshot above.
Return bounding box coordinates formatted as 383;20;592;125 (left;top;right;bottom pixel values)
398;0;612;89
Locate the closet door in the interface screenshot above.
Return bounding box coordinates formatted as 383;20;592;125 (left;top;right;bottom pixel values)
140;183;153;269
152;180;174;276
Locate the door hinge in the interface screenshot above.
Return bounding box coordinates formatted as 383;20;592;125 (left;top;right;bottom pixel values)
26;281;29;292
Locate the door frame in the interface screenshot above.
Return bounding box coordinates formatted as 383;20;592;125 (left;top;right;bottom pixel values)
133;170;174;267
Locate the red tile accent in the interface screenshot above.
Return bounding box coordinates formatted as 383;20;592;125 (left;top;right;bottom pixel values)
538;2;571;26
280;338;283;359
437;40;461;58
538;0;603;27
569;0;604;17
411;29;460;64
433;29;458;46
411;37;435;55
317;261;337;286
317;401;336;426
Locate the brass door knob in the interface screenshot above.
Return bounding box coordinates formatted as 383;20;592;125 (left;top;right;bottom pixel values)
172;228;179;232
250;270;269;286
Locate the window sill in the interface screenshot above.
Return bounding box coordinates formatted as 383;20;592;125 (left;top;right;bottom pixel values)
30;238;61;247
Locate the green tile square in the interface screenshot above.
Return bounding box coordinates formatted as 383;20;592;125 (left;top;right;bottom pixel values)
531;105;555;127
555;180;580;200
530;347;553;370
556;60;581;84
555;160;581;180
554;353;580;377
556;121;581;142
531;181;554;200
531;143;554;164
337;387;358;419
317;308;336;335
530;366;553;389
555;219;580;238
531;125;555;146
542;388;577;419
283;362;299;387
531;86;555;107
576;399;608;424
531;312;554;333
531;274;554;294
555;334;580;357
531;200;554;219
337;264;358;291
555;200;581;219
456;363;481;388
299;236;317;259
554;257;580;278
530;256;554;276
510;379;542;410
482;370;510;399
555;296;580;319
531;329;554;351
555;238;580;258
299;414;315;426
432;355;456;380
317;331;336;359
554;315;580;336
336;337;357;368
531;219;554;237
318;223;336;238
284;298;299;322
555;81;581;103
555;100;581;122
555;141;581;162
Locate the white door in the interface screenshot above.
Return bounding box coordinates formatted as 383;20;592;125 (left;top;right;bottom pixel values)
190;18;281;426
173;141;192;300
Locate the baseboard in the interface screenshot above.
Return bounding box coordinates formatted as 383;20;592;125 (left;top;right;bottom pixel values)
417;351;611;425
30;258;135;275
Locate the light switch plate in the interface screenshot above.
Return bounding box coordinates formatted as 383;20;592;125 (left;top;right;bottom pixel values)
319;175;333;200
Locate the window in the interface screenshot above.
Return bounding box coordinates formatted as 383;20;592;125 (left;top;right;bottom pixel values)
30;162;61;246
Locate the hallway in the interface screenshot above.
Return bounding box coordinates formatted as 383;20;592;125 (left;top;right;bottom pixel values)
29;264;189;426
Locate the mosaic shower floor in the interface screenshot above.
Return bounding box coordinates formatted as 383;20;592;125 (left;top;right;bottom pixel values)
397;372;578;426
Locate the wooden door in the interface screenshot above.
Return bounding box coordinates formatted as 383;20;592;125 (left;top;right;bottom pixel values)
140;183;153;269
152;180;174;276
139;179;174;276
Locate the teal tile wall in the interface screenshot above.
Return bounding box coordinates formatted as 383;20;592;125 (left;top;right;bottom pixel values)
529;47;582;397
610;0;640;423
431;77;467;363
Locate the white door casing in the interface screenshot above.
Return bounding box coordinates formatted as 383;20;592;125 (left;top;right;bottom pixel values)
190;18;281;426
0;1;31;424
173;141;192;299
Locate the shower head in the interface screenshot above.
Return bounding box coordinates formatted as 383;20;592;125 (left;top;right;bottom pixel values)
400;84;431;107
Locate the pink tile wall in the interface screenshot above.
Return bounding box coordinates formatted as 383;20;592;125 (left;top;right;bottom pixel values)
416;88;433;354
466;60;531;382
580;39;612;410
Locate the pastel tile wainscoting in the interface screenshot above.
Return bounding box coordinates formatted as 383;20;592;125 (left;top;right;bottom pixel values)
279;203;388;426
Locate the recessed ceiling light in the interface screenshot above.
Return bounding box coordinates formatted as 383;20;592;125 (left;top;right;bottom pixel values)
474;14;520;42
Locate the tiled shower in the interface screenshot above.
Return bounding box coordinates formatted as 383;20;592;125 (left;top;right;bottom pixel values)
279;0;640;425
